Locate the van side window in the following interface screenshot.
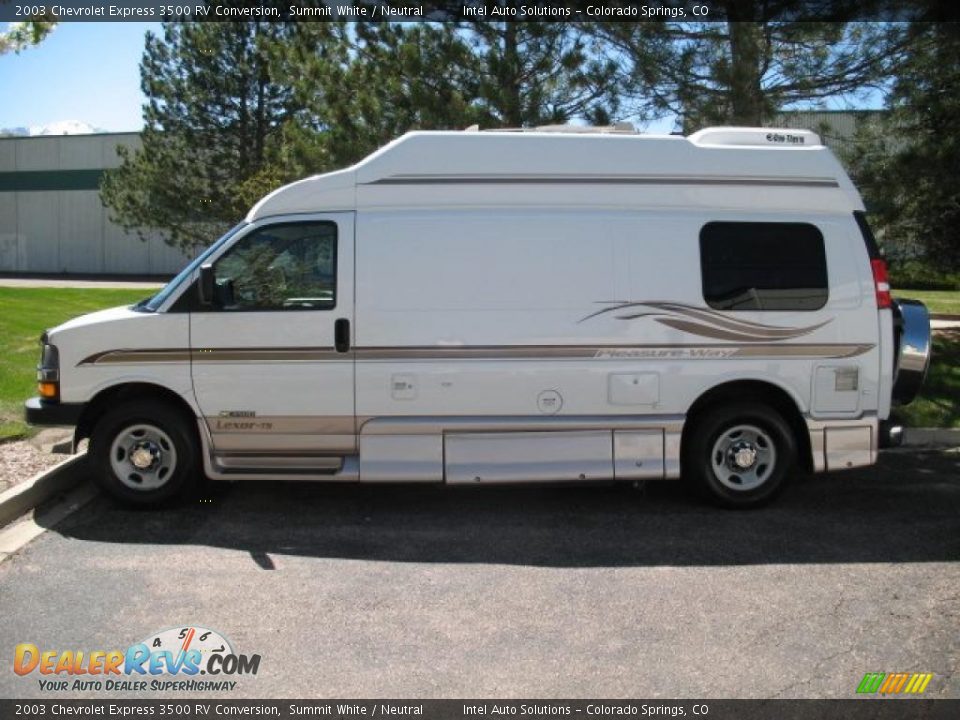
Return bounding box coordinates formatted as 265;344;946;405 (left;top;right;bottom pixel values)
212;222;336;311
699;222;828;311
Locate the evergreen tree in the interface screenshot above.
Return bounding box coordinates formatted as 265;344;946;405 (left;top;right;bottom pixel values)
847;23;960;268
286;22;483;168
101;16;341;252
463;17;619;127
590;3;906;129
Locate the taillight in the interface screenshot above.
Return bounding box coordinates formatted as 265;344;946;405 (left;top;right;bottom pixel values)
871;258;892;309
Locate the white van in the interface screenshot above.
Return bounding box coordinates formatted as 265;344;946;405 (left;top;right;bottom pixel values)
26;126;931;507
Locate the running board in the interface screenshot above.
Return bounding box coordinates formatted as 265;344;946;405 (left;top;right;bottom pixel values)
206;455;359;482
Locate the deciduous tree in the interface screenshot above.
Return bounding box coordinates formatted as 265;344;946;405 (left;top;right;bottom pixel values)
0;20;57;54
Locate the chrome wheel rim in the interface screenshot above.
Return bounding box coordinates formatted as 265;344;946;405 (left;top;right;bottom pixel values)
109;424;177;491
710;424;776;492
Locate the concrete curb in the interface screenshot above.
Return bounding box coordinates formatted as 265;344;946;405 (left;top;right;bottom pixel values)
901;428;960;449
0;453;88;528
0;482;98;564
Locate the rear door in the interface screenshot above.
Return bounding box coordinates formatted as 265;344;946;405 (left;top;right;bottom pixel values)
190;213;355;456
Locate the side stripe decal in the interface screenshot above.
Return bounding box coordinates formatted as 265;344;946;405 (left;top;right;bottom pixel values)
78;343;875;366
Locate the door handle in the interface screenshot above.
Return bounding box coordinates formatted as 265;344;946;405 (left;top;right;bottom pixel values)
334;318;350;353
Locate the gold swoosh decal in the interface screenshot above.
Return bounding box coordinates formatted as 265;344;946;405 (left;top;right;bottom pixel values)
580;301;831;341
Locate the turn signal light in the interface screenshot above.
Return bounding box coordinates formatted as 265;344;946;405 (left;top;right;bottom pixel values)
871;258;892;309
38;382;59;400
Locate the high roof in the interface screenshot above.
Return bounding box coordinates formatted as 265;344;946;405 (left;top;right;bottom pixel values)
247;127;859;221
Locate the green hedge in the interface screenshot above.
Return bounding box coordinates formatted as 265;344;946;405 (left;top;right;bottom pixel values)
888;261;960;291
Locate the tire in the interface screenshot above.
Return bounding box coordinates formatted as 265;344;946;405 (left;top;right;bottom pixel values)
683;401;797;509
89;400;199;507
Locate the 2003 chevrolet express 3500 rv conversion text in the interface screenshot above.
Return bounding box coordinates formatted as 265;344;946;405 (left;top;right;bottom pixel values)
25;126;932;508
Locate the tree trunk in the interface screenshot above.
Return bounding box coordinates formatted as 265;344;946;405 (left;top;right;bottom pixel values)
725;1;765;125
254;23;267;168
502;21;523;127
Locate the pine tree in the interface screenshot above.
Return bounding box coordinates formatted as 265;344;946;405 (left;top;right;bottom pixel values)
286;22;484;169
463;17;619;127
847;23;960;268
589;4;906;129
101;17;341;252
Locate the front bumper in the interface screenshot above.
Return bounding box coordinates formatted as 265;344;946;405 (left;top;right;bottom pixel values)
24;397;84;426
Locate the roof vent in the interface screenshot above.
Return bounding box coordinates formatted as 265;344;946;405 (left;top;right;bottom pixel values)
689;127;822;148
484;124;639;135
533;123;637;134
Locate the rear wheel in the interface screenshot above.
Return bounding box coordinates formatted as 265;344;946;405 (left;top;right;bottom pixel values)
90;401;199;507
683;401;797;508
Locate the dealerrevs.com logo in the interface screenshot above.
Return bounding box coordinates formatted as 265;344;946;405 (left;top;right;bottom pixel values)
13;625;260;692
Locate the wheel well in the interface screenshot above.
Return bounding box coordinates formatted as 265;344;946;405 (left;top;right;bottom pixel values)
75;383;198;445
683;380;813;474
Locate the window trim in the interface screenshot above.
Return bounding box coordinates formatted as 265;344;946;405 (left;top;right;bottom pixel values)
698;220;829;313
201;220;339;314
853;211;882;260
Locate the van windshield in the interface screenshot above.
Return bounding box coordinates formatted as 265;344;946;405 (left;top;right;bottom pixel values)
138;223;248;312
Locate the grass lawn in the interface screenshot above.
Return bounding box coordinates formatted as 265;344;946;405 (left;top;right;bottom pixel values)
892;289;960;315
0;287;155;441
893;330;960;429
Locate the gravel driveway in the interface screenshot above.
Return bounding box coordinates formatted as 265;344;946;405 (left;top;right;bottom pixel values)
0;440;65;493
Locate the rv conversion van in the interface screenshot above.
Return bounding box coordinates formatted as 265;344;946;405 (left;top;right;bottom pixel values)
26;126;931;507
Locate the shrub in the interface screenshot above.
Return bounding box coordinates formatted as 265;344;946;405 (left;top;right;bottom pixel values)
888;260;960;291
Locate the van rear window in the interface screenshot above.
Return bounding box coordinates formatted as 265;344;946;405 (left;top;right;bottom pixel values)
699;222;828;311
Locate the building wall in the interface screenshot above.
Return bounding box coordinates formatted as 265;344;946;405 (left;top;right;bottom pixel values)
770;110;884;158
0;133;191;276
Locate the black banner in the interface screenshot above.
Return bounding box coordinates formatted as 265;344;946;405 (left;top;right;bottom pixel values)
1;700;960;719
1;0;959;23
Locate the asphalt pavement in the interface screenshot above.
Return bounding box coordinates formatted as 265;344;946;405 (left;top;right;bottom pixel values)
1;450;957;699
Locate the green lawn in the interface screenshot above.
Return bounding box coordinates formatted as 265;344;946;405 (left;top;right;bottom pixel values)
0;287;155;441
893;289;960;315
892;331;960;429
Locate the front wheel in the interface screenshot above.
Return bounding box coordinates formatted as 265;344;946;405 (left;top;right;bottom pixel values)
90;401;199;507
683;402;797;508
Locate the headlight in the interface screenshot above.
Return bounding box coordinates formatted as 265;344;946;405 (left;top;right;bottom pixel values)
37;336;60;400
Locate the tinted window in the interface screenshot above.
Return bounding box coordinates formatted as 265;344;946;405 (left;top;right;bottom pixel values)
700;222;828;311
212;222;336;311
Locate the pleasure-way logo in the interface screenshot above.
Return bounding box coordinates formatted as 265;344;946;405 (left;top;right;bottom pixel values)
579;301;831;342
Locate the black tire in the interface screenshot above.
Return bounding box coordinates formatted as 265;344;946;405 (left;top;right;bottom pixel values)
89;400;199;507
683;401;797;509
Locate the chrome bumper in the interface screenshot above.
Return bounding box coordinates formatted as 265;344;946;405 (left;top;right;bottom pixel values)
892;298;932;405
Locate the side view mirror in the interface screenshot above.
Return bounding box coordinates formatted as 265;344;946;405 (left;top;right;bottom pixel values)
199;263;215;306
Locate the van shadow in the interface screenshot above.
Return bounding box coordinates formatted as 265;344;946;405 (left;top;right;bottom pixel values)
47;451;960;568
